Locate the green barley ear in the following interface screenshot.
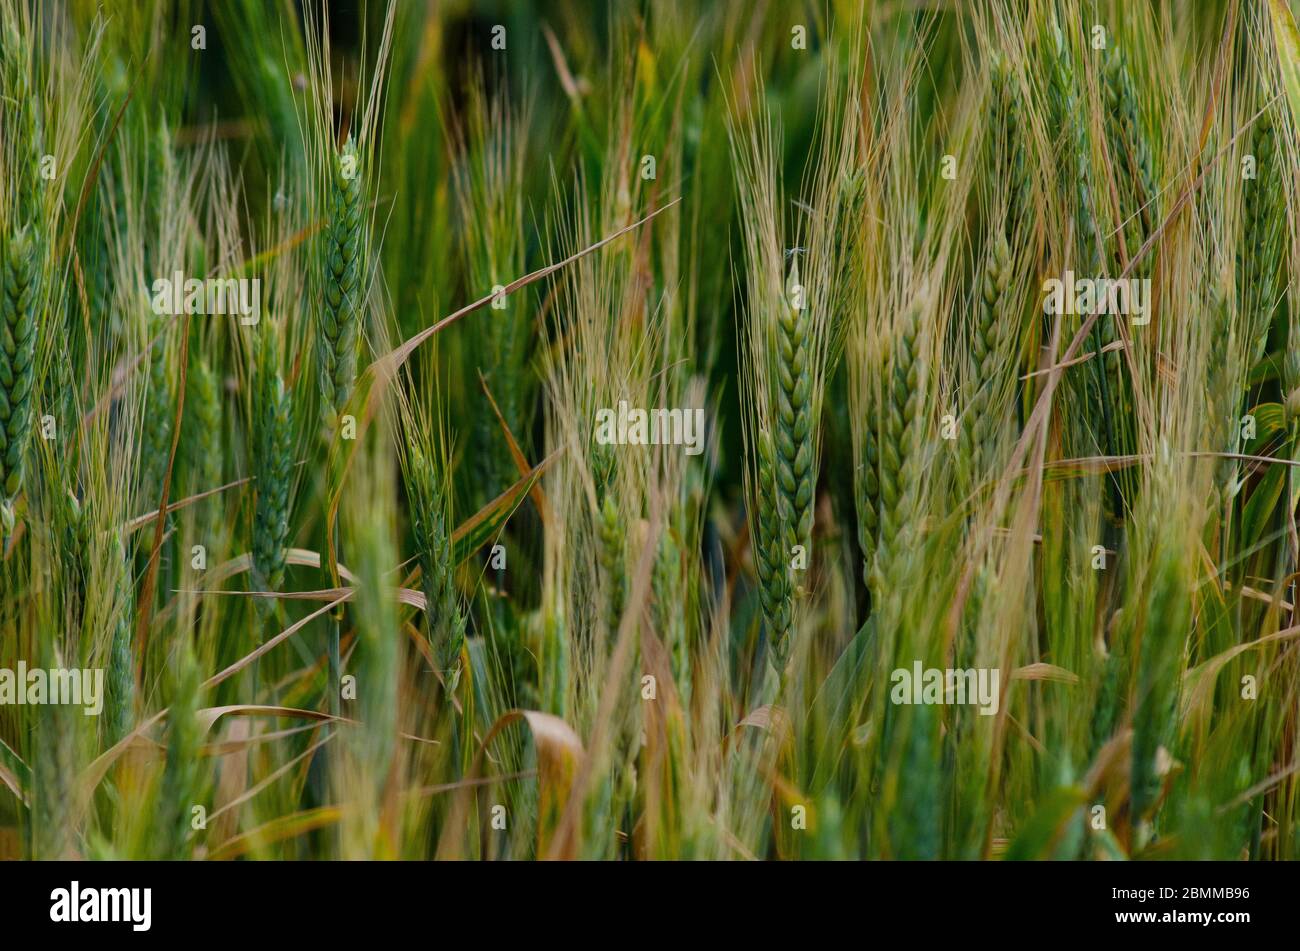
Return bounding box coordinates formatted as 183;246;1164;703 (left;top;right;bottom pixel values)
182;356;222;525
590;442;625;638
145;115;174;273
591;440;615;499
1130;545;1188;830
1103;45;1156;269
455;81;531;505
958;231;1012;491
1239;105;1285;368
318;136;365;428
953;53;1028;502
1044;22;1123;498
1;226;41;537
406;438;464;677
987;53;1028;239
141;309;174;505
751;263;836;675
251;330;293;613
873;292;927;597
599;492;626;637
1204;284;1241;511
775;255;814;570
106;530;136;748
156;637;203;859
1045;26;1098;269
730;60;854;677
53;486;92;619
3;19;44;232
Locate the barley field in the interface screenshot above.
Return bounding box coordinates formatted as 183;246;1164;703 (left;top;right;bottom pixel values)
1;0;1298;862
